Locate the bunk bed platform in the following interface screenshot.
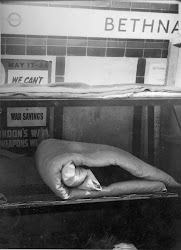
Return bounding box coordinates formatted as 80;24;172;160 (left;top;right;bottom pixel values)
0;83;181;210
0;192;180;210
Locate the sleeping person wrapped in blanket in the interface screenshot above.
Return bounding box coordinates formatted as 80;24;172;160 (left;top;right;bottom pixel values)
35;139;181;200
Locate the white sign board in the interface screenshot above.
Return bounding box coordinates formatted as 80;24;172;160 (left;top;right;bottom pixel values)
1;5;179;40
145;59;167;85
7;107;47;127
1;58;52;85
8;70;48;84
65;57;138;85
0;63;6;85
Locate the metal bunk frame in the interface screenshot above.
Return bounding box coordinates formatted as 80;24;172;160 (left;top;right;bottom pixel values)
0;96;180;209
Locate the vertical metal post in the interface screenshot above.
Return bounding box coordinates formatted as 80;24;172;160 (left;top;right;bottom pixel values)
54;102;64;139
160;104;172;171
132;106;142;158
148;106;154;165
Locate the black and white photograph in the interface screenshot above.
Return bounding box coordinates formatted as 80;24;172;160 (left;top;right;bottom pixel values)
0;0;181;249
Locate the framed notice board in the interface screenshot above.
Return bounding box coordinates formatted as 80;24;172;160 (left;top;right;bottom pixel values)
1;55;56;85
0;105;54;154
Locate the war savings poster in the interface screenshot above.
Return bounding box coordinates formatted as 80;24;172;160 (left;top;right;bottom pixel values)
0;59;53;154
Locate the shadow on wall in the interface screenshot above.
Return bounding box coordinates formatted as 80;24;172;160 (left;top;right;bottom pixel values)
63;106;133;153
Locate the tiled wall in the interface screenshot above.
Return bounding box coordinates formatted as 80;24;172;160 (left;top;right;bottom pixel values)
2;0;179;13
1;1;178;83
0;1;179;153
1;36;170;83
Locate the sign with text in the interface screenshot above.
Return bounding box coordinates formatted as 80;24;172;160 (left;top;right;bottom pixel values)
8;70;48;84
0;128;29;149
0;106;51;153
2;5;179;40
145;59;167;85
1;59;52;85
0;127;49;152
7;107;47;127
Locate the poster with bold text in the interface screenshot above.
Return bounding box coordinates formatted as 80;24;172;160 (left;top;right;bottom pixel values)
0;107;51;154
1;59;52;85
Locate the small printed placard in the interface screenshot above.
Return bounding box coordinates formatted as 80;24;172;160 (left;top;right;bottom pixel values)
8;70;48;85
1;59;52;85
7;107;47;127
145;59;167;86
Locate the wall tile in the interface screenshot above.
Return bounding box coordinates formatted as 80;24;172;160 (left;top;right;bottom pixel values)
91;0;111;8
87;47;106;57
127;39;145;42
155;40;163;42
71;5;90;9
111;1;131;9
52;1;90;8
125;49;143;57
67;47;86;56
48;35;67;39
1;37;5;45
29;1;48;6
70;36;88;39
163;41;169;49
56;57;65;76
150;9;162;13
70;1;91;7
169;4;178;12
136;76;144;84
88;37;107;41
26;37;46;45
6;37;26;45
49;3;69;7
131;8;151;12
68;38;87;47
150;3;170;10
136;58;146;77
107;40;126;48
91;7;111;10
1;45;5;55
131;2;151;9
145;42;163;49
88;39;107;47
161;9;177;13
126;41;145;49
6;45;25;55
144;49;161;58
71;6;91;9
111;7;130;11
2;34;25;38
146;39;156;42
27;46;46;55
47;46;66;56
55;76;64;82
162;50;168;58
6;1;49;6
106;48;125;57
47;38;67;46
169;9;178;14
108;38;126;41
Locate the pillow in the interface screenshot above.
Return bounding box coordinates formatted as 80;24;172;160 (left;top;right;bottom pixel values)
62;161;102;191
35;139;180;200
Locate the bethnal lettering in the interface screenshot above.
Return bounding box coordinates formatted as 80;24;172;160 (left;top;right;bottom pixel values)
105;17;178;34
